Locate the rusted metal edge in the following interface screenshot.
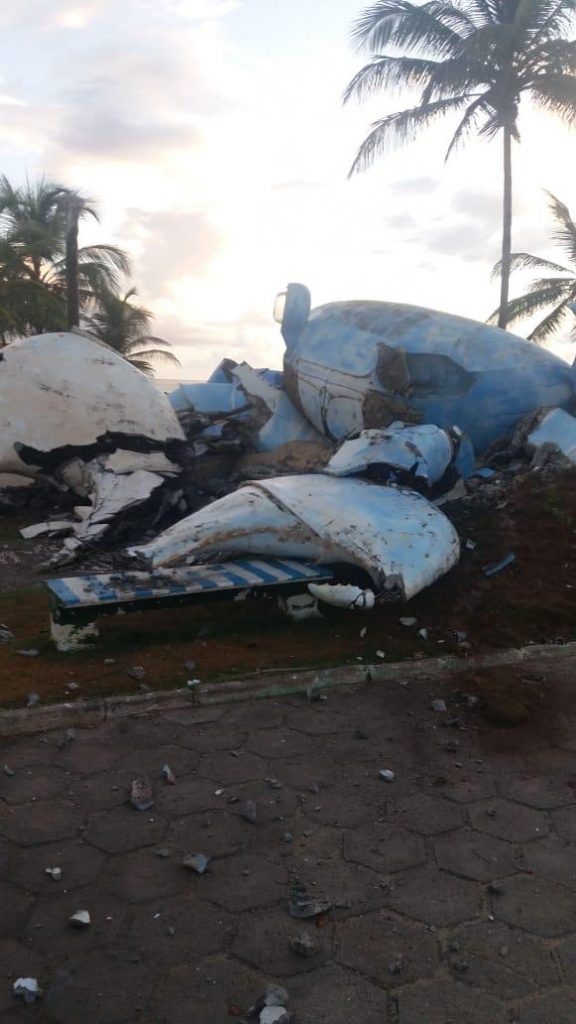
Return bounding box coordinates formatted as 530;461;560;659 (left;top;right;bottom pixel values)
0;641;574;738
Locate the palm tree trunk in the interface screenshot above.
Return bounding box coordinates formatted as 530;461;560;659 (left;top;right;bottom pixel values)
498;126;513;329
65;200;82;329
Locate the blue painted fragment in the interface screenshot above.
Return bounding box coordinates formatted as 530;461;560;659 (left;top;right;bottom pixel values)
279;285;575;454
483;552;516;577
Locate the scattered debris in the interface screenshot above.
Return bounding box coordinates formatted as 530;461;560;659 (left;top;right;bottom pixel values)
376;650;385;659
379;769;395;782
399;617;417;627
66;681;80;692
290;932;316;958
288;878;331;919
130;778;154;812
359;626;367;638
69;909;91;928
279;591;321;621
182;853;210;874
2;764;15;776
155;848;171;858
183;659;196;672
442;739;460;753
418;628;429;640
266;778;283;790
13;978;42;1004
388;957;403;976
161;764;176;785
483;551;516;577
45;867;62;881
57;728;76;749
431;699;447;713
240;799;258;824
0;624;14;643
17;648;39;657
186;678;201;690
26;692;41;708
126;665;146;681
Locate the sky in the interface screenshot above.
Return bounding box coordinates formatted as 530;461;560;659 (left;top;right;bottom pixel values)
1;0;575;378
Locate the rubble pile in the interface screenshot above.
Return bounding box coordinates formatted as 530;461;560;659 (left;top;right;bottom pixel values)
2;283;576;610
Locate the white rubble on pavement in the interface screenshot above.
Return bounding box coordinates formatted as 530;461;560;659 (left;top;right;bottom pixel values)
128;475;460;601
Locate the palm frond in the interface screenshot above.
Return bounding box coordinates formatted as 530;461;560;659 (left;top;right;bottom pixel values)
491;251;574;279
544;190;576;263
344;55;441;103
348;95;472;174
351;0;466;57
491;278;576;326
529;72;576;123
445;93;489;157
529;292;576;342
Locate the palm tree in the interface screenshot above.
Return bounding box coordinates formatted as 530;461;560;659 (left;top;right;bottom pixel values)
489;191;576;342
83;288;180;376
344;0;576;327
0;176;131;336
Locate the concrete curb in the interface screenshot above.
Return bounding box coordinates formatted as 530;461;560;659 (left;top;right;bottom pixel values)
1;641;574;738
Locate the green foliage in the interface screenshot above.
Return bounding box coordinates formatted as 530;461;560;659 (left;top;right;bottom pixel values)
83;287;180;376
345;1;576;173
0;175;131;340
490;191;576;342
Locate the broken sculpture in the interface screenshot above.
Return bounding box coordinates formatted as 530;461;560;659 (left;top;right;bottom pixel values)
2;283;576;608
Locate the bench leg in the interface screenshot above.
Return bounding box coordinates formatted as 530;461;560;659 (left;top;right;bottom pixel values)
278;591;321;622
50;606;100;652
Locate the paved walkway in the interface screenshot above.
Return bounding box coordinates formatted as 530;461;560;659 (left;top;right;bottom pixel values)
2;657;576;1023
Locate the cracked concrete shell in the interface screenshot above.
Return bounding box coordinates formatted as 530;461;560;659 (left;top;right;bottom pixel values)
0;331;184;477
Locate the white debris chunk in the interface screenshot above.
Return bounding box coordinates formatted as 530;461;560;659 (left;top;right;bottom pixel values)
308;583;375;610
380;769;395;782
45;867;62;881
13;978;42;1003
69;909;91;928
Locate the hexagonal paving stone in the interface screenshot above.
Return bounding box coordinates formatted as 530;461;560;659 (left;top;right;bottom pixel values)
176;725;247;753
388;866;479;928
469;798;549;843
493;876;576;937
556;935;576;985
83;806;167;853
434;830;519;882
302;782;386;829
100;848;186;902
44;950;156;1024
524;837;576;887
150;954;265;1024
338;911;438;987
397;979;507;1023
290;857;388;917
552;805;576;842
343;822;425;875
515;989;576;1023
247;728;316;761
232;905;333;975
440;774;497;804
154;776;221;817
288;964;389;1024
66;772;133;811
200;852;287;912
0;882;33;937
199;750;269;787
447;922;558;998
168;809;250;859
128;895;235;966
501;774;576;810
108;718;182;749
5;839;104;894
285;707;342;736
54;740;119;774
24;890;129;956
0;800;84;845
223;703;285;731
269;756;339;792
388;792;465;835
114;744;200;778
0;765;68;805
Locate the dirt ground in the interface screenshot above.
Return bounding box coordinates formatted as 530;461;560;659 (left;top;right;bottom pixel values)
0;468;575;708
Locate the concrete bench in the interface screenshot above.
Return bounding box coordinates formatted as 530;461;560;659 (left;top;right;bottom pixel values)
45;558;333;651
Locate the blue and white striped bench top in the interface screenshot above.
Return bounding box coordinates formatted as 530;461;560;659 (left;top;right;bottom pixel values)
46;558;333;609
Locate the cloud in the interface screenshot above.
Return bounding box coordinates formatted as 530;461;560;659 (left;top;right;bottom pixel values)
391;176;439;195
418;220;499;262
451;189;501;222
128;209;222;296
